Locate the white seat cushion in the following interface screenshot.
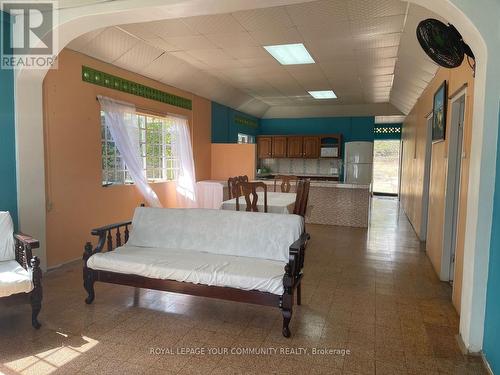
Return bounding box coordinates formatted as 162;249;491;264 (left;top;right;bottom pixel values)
0;212;15;262
0;261;33;298
87;246;286;295
127;208;304;263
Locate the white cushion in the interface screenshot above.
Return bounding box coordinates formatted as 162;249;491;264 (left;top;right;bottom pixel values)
127;208;303;263
0;212;15;262
0;260;33;297
87;246;286;295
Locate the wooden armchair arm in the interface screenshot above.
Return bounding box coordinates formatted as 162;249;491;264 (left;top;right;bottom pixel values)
285;232;310;280
14;232;40;270
84;220;132;262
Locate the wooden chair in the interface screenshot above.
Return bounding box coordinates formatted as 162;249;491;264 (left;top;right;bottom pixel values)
293;179;311;218
235;181;268;213
227;175;249;199
274;175;298;193
0;211;42;329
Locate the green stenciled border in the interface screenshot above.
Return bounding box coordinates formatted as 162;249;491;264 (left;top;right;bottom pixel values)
81;66;192;110
235;115;258;128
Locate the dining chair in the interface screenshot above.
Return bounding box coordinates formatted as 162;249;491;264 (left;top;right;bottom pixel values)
274;175;298;193
235;181;268;213
227;175;249;199
293;179;311;218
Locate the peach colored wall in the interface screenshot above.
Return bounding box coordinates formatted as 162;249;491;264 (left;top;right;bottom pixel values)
43;49;211;267
210;144;256;181
400;61;474;313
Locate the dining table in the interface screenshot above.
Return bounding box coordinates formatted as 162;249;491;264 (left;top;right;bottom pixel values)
220;191;296;214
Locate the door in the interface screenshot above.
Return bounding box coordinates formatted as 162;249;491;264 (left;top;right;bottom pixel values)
420;114;433;241
444;93;466;282
345;163;373;184
257;137;272;159
272;136;287;158
303;136;320;158
287;136;303;158
372;140;401;195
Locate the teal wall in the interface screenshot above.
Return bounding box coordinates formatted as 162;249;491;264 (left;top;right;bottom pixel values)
211;102;260;143
259;116;375;140
0;12;18;226
483;103;500;374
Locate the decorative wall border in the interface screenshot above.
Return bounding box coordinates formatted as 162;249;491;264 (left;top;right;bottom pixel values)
235;115;258;128
81;66;192;110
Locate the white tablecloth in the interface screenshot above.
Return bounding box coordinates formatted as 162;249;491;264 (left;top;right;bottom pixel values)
221;192;296;214
196;181;224;209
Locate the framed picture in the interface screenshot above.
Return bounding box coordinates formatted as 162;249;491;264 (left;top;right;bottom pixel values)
432;81;447;142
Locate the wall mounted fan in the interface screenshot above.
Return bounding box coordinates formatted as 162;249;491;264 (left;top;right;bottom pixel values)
416;19;475;74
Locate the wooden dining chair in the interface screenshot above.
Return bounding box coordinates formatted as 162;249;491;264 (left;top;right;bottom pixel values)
227;175;249;199
235;181;268;213
293;179;311;218
274;175;298;193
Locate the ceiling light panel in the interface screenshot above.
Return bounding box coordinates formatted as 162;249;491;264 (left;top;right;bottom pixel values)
263;43;315;65
308;90;337;99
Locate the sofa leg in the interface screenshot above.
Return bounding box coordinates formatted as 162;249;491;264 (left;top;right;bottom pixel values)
297;283;302;306
282;309;292;337
83;269;95;304
83;242;95;304
30;256;42;329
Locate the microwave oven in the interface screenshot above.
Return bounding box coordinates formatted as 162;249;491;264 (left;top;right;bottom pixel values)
320;147;339;158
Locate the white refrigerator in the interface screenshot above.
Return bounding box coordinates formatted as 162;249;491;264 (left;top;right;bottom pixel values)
344;141;374;184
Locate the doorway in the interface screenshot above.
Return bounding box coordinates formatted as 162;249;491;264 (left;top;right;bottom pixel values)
372;140;401;196
420;114;434;242
443;91;466;282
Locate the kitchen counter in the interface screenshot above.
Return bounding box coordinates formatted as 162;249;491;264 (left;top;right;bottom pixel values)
200;179;370;228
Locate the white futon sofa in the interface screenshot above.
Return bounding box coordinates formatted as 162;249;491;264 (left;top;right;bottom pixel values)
83;207;308;337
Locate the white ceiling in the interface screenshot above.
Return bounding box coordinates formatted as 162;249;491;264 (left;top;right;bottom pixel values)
66;0;441;118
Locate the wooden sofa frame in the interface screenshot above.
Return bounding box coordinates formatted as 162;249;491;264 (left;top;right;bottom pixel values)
3;233;43;328
83;221;308;337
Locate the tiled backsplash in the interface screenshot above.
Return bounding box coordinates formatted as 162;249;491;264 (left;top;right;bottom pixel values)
260;158;343;175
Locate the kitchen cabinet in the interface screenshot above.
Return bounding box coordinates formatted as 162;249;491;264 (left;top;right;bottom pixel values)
303;136;321;158
272;136;287;158
257;137;272;158
287;136;303;158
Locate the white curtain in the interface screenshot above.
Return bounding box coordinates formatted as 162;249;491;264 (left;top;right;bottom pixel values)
171;116;198;208
98;96;162;208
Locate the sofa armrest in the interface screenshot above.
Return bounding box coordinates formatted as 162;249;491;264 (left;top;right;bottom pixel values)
14;232;40;270
84;220;132;262
287;232;310;279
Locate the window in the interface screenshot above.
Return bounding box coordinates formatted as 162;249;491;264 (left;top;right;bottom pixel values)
101;112;178;186
237;133;255;144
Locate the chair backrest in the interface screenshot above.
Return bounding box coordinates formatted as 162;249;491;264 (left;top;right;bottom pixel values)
227;175;249;199
274;175;298;193
235;181;268;213
0;211;15;261
293;179;311;218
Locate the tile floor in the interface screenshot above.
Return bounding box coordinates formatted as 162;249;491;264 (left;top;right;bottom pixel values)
0;198;487;374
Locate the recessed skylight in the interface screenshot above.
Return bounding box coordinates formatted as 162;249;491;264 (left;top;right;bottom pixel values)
308;90;337;99
263;43;315;65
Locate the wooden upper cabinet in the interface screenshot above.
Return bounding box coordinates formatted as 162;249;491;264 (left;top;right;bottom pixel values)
272;136;287;158
287;136;303;158
303;136;320;158
257;137;272;159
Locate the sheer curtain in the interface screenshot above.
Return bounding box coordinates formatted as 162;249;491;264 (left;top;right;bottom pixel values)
98;96;162;208
171;116;198;208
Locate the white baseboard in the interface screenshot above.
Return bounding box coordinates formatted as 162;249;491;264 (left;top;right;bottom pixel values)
482;353;494;375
